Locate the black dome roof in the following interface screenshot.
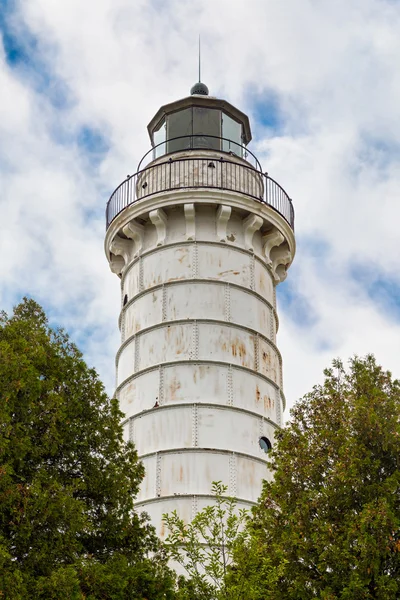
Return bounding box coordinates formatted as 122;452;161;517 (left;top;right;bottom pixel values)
190;81;209;96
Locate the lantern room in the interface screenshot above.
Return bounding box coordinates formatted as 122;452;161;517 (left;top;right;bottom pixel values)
147;82;252;161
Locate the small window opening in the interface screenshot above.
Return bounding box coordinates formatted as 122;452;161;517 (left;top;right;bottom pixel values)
259;436;272;453
123;294;128;306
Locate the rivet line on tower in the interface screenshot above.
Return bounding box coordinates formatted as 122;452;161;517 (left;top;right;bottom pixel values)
224;283;231;322
159;365;165;406
227;365;233;406
229;453;237;496
139;257;144;292
191;495;198;520
254;334;260;372
250;254;256;291
191;321;199;360
192;243;198;278
134;335;140;373
156;453;161;497
275;387;282;427
121;311;126;344
269;306;274;342
161;285;167;321
259;416;264;440
192;404;198;447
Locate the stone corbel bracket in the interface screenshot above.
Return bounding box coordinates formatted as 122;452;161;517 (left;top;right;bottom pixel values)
271;246;292;283
122;219;145;257
150;208;168;246
262;228;285;265
243;213;263;251
184;204;195;240
109;255;125;276
262;227;292;283
216;205;231;242
109;235;133;275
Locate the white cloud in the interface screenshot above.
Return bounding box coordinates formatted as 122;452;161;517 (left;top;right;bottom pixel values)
1;0;400;412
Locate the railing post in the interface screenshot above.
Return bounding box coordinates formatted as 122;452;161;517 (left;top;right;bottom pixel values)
220;156;224;189
169;157;172;190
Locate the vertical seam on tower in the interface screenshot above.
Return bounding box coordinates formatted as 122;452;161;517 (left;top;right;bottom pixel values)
121;309;126;344
191;495;198;520
192;242;198;278
227;365;233;406
275;387;282;427
139;256;144;292
250;254;255;291
270;306;274;342
162;284;167;321
129;416;134;442
156;452;161;497
254;333;260;372
229;453;237;496
279;354;283;389
224;283;231;322
191;320;199;360
259;415;264;440
134;334;140;373
273;283;277;311
192;404;198;447
159;365;165;406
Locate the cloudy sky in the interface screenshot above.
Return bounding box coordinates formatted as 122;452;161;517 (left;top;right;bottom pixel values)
1;0;400;416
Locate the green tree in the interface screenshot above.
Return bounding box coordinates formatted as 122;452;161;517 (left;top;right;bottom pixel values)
0;298;175;599
163;481;281;600
231;355;400;599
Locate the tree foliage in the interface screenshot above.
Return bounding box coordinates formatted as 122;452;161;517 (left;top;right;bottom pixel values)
163;481;253;600
0;298;175;599
231;355;400;599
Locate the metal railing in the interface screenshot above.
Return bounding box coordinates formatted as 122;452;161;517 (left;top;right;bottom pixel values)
137;135;263;171
106;156;294;230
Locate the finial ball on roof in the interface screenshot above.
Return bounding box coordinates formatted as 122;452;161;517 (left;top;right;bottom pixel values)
190;82;209;96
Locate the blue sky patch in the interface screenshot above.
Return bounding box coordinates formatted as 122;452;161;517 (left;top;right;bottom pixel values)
245;85;284;136
350;262;400;321
0;0;30;67
348;132;400;181
0;0;73;110
297;235;331;261
78;126;110;156
277;279;318;328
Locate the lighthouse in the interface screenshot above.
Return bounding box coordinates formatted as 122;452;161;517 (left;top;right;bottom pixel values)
105;81;295;537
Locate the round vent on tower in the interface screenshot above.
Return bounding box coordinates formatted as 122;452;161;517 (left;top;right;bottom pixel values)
259;436;272;453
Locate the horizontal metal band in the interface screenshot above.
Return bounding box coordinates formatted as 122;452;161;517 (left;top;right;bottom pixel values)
118;276;279;331
120;238;273;286
134;493;256;508
115;358;282;397
115;317;283;366
138;446;270;467
121;401;280;431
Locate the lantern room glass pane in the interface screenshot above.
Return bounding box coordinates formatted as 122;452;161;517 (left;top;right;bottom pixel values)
222;114;243;156
193;107;221;150
167;108;192;153
153;118;166;158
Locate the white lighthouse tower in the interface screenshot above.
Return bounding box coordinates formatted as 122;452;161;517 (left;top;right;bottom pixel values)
105;81;295;537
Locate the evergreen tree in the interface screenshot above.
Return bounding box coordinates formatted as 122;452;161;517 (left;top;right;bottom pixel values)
230;356;400;599
0;298;175;599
